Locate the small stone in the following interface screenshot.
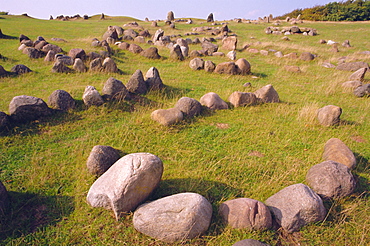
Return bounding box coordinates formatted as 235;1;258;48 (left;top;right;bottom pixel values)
189;58;204;70
82;86;104;107
285;65;301;73
204;60;216;72
228;91;257;107
323;138;356;169
145;67;164;90
151;108;183;126
254;84;279;103
48;90;75;111
175;97;202;118
214;62;238;75
200;92;229;110
317;105;342;126
127;70;147;94
86;145;121;175
300;52;315;61
102;77;129;101
354;84;370;97
348;67;367;81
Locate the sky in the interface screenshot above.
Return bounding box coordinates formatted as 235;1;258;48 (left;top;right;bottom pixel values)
0;0;334;21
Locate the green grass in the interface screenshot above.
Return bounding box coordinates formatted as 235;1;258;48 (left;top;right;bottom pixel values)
0;15;369;245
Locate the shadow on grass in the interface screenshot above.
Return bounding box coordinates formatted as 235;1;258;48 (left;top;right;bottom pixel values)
0;192;74;242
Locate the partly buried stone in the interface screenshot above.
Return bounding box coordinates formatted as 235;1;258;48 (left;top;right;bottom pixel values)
342;80;362;89
151;108;183;126
9;95;52;123
145;67;164;90
82;86;104;107
0;65;8;77
285;65;301;73
235;58;251;75
254;84;279;103
118;42;130;50
336;61;369;72
228;91;257;107
87;152;163;220
48;89;75;111
23;47;43;59
51;61;74;73
214;62;238;75
73;58;87;72
219;198;272;230
204;60;216;72
202;41;218;54
90;58;103;72
348;67;367;81
300;52;315;61
0;112;11;133
189;58;204;70
323;138;356;169
69;48;86;61
306;160;356;199
129;43;144;54
86;145;121;176
232;239;270;246
175;97;202;118
133;192;212;243
10;64;32;75
126;69;147;94
0;180;9;216
354;84;370;97
56;55;74;66
265;183;326;233
44;50;56;62
200;92;229;110
170;44;185;61
102;77;129;101
102;57;118;73
141;47;161;59
317;105;342;126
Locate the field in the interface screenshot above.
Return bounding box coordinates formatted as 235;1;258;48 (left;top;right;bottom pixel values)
0;14;369;245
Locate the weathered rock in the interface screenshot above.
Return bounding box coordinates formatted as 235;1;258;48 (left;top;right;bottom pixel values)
133;192;212;243
134;36;145;43
207;13;214;22
102;77;129;100
23;47;43;59
0;112;11;133
306;160;356;199
34;40;48;50
170;44;184;61
151;108;183;126
127;70;147;94
42;44;63;53
102;57;118;73
102;26;118;42
189;58;204;70
232;239;270;246
341;80;362;89
175;97;202;118
342;40;351;47
265;183;326;233
56;55;74;66
112;25;124;36
200;92;229;110
10;64;32;75
145;67;164;90
69;48;86;61
19;34;30;43
152;29;164;42
284;53;298;59
139;30;151;38
219;198;272;230
90;58;103;72
87;153;163;219
124;29;138;38
285;65;301;73
141;47;161;59
82;86;104;107
317;105;342;126
354;84;370;97
51;61;74;73
129;43;144;54
86;145;121;176
227;51;236;61
300;52;315;61
228;92;257;107
254;84;279;103
274;51;283;57
323;138;356;169
204;60;216;72
0;181;9;216
235;58;251;75
180;46;189;57
44;50;56;62
322;62;336;68
167;11;175;21
214;62;238;75
73;58;87;72
222;36;238;51
118;42;130;50
336;62;369;72
212;52;225;57
348;67;367;81
202;41;218;54
9;95;52;123
190;50;202;58
48;89;75;111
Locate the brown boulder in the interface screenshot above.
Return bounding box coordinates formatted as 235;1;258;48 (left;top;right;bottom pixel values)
323;138;356;169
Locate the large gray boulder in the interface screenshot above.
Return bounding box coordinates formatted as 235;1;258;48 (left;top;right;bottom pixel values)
228;91;257;107
170;44;184;61
133;192;212;243
219;198;272;230
87;153;163;220
0;181;9;216
10;64;32;75
200;92;229;110
9;95;52;123
189;58;204;70
126;69;147;94
354;84;370;97
22;47;43;59
348;67;367;81
323;138;356;169
254;85;280;103
86;145;121;176
51;61;74;73
102;57;118;73
69;48;86;61
82;86;104;107
145;67;164;90
141;47;161;59
317;105;342;126
102;26;118;42
265;183;326;233
48;89;75;111
102;77;129;101
89;58;103;72
175;97;202;118
167;11;175;21
151;108;183;126
55;55;74;66
44;50;56;62
128;43;144;54
306;160;356;199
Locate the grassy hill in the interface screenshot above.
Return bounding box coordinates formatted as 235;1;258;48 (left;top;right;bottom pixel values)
0;15;369;245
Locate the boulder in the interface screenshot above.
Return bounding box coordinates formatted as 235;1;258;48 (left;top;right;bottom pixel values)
323;138;356;169
112;26;124;36
133;192;212;243
87;153;163;220
235;58;251;75
118;42;130;50
232;239;270;246
214;62;238;75
90;58;103;72
169;44;184;61
102;26;118;42
204;60;216;72
56;55;74;66
285;65;301;73
167;11;175;21
175;97;202;118
9;95;52;123
348;67;367;81
0;112;10;133
227;51;236;61
129;43;144;54
73;58;87;72
284;53;298;59
254;85;279;103
86;145;121;176
68;48;86;61
34;40;48;50
219;198;272;230
48;89;75;111
222;36;238;51
342;80;362;89
42;44;63;53
102;57;118;73
152;29;164;42
141;47;161;59
228;92;257;107
189;58;204;70
306;160;356;199
202;41;218;55
151;108;183;126
354;84;370;97
82;86;104;107
127;70;147;94
124;29;138;38
19;34;30;43
317;105;342;126
336;62;369;72
200;92;229;110
207;13;214;22
23;47;43;59
139;30;151;38
10;64;32;75
102;77;129;101
51;61;74;73
180;46;189;57
0;181;9;216
322;62;336;68
44;50;56;62
342;40;351;47
300;52;315;61
265;183;326;233
145;67;164;90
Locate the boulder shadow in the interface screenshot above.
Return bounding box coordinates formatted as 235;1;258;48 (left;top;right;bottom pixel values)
0;192;74;242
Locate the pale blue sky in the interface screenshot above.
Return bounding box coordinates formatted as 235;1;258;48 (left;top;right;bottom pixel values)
1;0;333;20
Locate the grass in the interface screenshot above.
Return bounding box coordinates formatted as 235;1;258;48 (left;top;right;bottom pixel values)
0;15;370;245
